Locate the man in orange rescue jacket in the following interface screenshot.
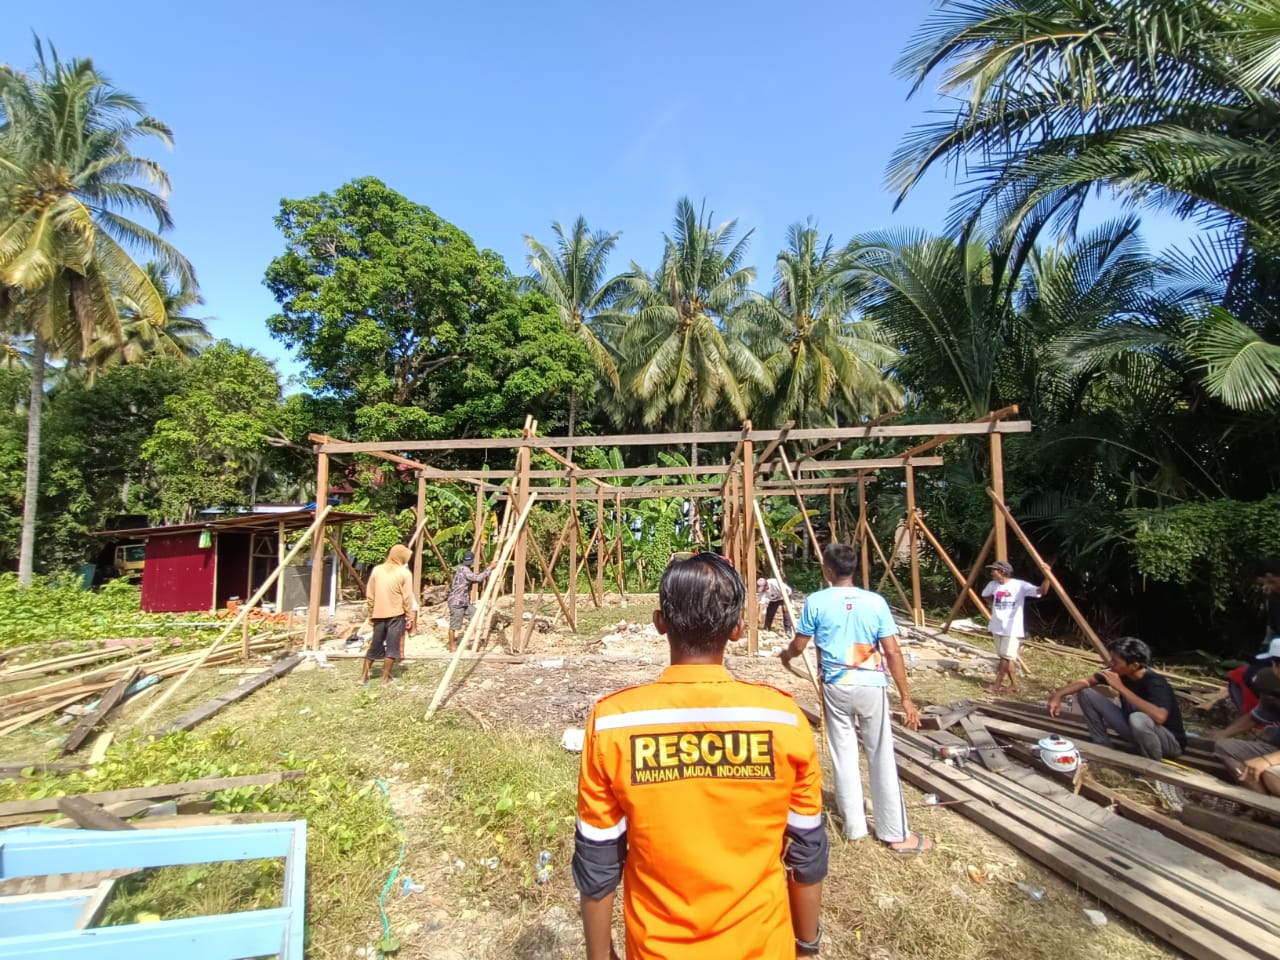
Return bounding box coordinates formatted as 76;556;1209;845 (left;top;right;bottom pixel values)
573;553;828;959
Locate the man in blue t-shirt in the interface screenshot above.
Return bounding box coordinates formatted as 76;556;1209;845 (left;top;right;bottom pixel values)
781;543;932;854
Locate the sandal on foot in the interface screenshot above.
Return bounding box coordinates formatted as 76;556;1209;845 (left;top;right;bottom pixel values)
887;834;933;855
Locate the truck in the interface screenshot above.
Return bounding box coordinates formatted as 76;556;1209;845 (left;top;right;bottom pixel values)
112;543;146;581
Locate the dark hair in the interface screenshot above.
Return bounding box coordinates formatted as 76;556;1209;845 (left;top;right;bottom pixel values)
1261;556;1280;576
658;553;745;654
1106;636;1152;668
822;542;858;579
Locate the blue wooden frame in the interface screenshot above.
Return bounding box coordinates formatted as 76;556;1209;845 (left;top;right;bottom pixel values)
0;820;306;959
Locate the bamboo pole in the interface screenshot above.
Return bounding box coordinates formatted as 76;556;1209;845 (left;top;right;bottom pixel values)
859;517;913;613
753;501;822;705
425;494;539;719
942;528;995;632
778;448;823;558
905;464;924;627
138;507;334;724
912;513;990;619
742;426;758;654
325;531;367;595
305;454;330;649
987;489;1108;661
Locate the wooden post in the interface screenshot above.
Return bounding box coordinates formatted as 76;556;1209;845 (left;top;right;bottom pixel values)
274;521;286;613
742;424;758;654
991;431;1007;562
614;493;626;600
905;464;924;627
413;474;426;599
472;485;485;558
856;476;870;589
988;489;1109;661
139;506;334;725
511;434;531;640
425;494;539;719
913;513;990;620
942;528;995;632
828;485;838;547
568;476;578;630
305;453;330;650
595;485;605;603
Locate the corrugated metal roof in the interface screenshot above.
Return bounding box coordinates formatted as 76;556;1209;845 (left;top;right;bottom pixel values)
93;508;373;539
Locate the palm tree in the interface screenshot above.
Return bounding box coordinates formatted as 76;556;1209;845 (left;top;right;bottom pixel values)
0;40;191;584
890;0;1280;241
747;222;900;428
611;198;770;454
889;0;1280;411
523;216;623;439
86;262;212;374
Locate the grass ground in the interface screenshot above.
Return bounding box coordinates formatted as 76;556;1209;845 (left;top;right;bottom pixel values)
1;635;1191;960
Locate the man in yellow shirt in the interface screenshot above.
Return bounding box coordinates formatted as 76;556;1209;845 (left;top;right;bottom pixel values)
361;544;415;687
574;553;828;959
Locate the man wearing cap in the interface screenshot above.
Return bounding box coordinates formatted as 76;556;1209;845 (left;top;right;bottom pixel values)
980;560;1050;695
447;552;496;652
1212;638;1280;795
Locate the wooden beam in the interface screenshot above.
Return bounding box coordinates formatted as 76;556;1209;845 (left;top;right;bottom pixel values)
61;667;140;755
991;432;1007;562
942;527;995;631
55;796;135;831
317;420;1034;454
152;655;304;736
752;421;792;475
905;464;923;627
913;513;991;620
568;475;578;630
988;489;1107;659
1181;804;1280;858
413;474;426;598
778;448;823;559
0;770;307;817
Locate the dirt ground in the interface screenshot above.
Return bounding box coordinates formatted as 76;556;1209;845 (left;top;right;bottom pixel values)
289;593;1178;960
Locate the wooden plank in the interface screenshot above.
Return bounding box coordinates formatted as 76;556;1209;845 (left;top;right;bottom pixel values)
55;797;135;831
0;760;89;780
319;421;1034;454
87;732;113;766
980;716;1280;818
987;698;1219;754
1182;805;1280;857
152;654;304;736
61;667;140;755
958;714;1009;771
1073;774;1280;890
73;877;119;929
918;702;977;731
892;745;1261;960
0;770;306;818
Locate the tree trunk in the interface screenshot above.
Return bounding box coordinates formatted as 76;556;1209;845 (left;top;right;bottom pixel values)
18;337;46;587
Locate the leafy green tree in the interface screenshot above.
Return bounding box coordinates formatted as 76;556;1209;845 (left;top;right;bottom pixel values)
610;198;770;450
748;223;899;428
141;342;285;521
266;177;593;445
524;216;624;438
0;41;191;583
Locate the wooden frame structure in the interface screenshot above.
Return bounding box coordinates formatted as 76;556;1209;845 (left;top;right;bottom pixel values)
304;411;1041;653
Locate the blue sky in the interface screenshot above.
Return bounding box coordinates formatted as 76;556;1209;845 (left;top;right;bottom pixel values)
11;1;1196;384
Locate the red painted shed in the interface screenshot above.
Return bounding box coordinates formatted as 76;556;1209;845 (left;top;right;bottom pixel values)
96;509;370;614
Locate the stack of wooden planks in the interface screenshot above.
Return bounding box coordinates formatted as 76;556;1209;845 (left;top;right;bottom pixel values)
896;707;1280;960
0;636;291;743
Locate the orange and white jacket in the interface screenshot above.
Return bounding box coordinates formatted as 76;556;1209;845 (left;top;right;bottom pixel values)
572;663;828;959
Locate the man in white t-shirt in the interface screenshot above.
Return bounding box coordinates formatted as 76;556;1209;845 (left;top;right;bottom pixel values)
981;560;1050;694
756;577;794;634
